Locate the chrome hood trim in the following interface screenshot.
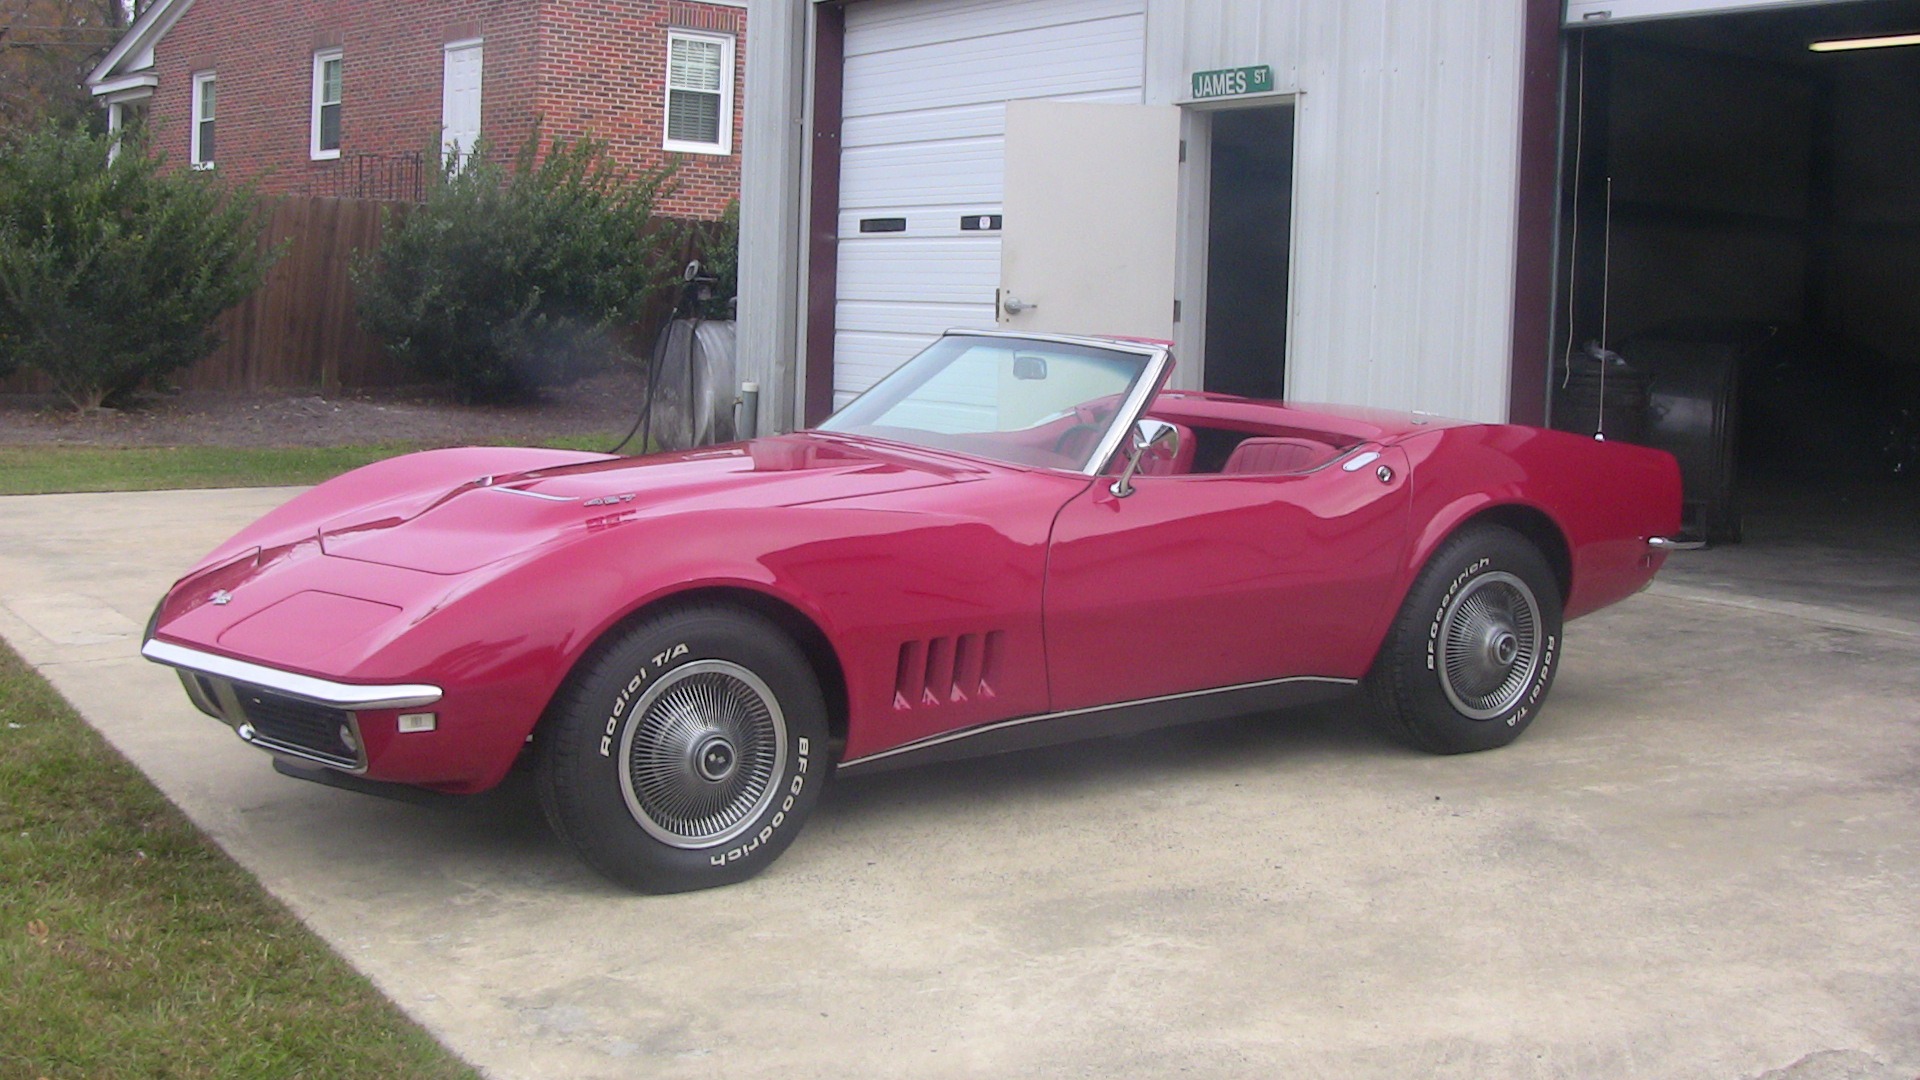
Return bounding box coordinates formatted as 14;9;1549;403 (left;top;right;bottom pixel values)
142;638;443;710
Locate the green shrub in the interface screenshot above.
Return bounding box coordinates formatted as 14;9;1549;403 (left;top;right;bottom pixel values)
687;199;739;321
353;135;678;403
0;124;273;409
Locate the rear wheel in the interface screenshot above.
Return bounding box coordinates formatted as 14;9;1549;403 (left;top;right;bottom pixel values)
1368;525;1563;754
536;605;829;893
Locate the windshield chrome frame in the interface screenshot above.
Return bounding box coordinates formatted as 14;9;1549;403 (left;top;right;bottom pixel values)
822;329;1173;478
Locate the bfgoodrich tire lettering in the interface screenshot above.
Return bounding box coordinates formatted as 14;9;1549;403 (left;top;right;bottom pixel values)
536;604;829;893
1368;524;1564;754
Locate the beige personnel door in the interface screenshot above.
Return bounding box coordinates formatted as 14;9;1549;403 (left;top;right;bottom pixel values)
998;101;1181;341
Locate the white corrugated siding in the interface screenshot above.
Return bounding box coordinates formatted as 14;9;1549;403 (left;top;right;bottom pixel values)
825;0;1530;420
1149;0;1528;421
835;0;1146;407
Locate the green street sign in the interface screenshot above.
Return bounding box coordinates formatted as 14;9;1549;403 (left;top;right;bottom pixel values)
1190;64;1274;100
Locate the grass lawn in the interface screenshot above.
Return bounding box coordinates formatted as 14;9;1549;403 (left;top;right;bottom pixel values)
0;440;541;1075
0;434;621;496
0;640;478;1079
0;433;624;1076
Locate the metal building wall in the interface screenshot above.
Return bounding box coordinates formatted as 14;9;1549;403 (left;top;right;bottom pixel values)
1148;0;1530;422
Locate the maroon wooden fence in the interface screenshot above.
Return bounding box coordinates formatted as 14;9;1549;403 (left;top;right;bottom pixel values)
2;197;725;398
0;196;408;397
191;196;411;393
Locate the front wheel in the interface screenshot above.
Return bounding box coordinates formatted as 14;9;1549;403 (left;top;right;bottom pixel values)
1367;525;1564;754
536;604;830;893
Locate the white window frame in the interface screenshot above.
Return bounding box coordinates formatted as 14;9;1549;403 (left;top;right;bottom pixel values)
311;47;343;161
662;29;734;156
190;71;215;169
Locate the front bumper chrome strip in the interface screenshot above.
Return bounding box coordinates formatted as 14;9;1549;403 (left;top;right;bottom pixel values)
141;638;443;710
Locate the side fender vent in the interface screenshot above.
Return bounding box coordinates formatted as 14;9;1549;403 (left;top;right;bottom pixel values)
893;631;1004;710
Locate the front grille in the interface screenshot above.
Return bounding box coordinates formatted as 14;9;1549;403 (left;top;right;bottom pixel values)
233;685;362;770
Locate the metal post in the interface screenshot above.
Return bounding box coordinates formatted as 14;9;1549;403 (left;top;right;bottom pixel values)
738;0;809;434
738;382;760;440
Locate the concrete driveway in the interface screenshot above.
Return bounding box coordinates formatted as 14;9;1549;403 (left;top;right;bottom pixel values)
2;487;1917;1080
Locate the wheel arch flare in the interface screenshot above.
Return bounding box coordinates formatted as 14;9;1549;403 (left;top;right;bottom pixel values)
534;583;853;763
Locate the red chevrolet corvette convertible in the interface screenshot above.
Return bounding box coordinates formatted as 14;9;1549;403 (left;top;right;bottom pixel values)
144;330;1685;892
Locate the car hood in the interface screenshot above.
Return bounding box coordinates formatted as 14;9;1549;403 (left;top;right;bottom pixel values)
319;433;984;574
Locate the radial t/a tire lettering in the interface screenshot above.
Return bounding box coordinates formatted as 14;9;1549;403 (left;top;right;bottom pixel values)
1367;524;1564;755
535;604;830;893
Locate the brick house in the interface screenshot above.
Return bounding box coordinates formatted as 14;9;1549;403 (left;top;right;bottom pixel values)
86;0;745;218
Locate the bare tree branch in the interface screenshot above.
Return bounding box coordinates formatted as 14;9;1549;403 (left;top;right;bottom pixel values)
0;0;135;134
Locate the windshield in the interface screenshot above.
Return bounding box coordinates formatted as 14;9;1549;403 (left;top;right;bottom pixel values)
818;335;1157;472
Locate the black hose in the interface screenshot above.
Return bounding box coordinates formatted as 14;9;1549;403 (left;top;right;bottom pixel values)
605;314;676;455
605;264;718;456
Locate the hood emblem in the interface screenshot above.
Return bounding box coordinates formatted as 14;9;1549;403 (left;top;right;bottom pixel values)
210;590;233;606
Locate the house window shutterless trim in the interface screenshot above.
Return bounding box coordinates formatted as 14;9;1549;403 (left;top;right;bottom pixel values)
311;48;342;160
190;71;215;168
663;29;733;155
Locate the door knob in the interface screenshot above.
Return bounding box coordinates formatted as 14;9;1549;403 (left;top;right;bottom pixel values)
1002;294;1038;316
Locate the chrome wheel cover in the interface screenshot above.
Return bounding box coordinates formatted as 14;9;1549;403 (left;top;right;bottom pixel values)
617;660;787;849
1435;571;1543;721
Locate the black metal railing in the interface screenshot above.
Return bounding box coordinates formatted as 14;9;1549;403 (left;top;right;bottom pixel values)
307;151;428;202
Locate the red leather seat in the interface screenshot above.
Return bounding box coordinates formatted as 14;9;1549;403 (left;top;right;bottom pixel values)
1220;436;1334;474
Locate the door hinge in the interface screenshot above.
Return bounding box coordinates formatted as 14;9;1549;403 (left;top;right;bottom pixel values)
1178;139;1187;163
1173;299;1182;323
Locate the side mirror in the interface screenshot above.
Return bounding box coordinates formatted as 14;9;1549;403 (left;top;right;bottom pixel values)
1110;418;1179;497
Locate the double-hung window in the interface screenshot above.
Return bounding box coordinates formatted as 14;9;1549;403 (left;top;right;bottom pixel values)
663;30;733;155
311;48;342;160
190;72;215;169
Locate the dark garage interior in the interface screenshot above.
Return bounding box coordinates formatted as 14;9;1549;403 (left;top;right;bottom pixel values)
1553;0;1920;619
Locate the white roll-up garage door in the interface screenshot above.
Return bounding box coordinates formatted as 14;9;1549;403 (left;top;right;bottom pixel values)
832;0;1146;408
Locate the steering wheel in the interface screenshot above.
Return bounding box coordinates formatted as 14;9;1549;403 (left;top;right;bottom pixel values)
1053;422;1104;458
1051;402;1118;466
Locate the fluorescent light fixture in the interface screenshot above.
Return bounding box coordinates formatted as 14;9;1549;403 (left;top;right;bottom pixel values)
1809;32;1920;52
